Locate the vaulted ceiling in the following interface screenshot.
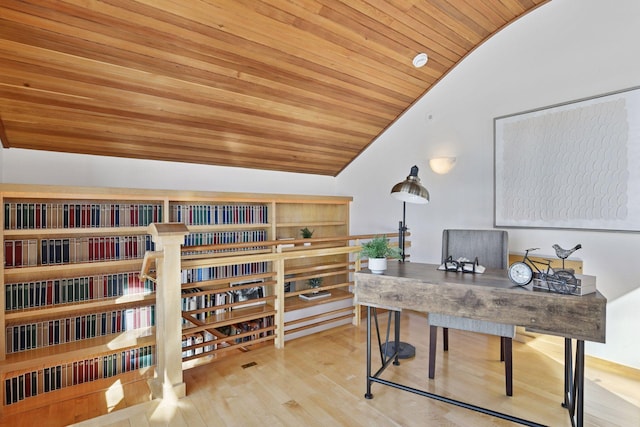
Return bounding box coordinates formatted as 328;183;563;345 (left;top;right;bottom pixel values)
0;0;548;176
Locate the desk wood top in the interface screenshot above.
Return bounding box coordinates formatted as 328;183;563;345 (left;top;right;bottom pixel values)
354;262;606;343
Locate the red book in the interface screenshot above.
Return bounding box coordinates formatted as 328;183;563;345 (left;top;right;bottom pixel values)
35;203;41;229
93;357;99;380
4;241;14;267
73;361;78;385
48;321;54;346
78;360;84;384
130;207;136;227
93;238;100;261
25;372;31;397
125;349;131;372
14;240;23;267
69;204;75;228
47;281;53;305
88;237;94;261
87;359;93;382
97;237;103;261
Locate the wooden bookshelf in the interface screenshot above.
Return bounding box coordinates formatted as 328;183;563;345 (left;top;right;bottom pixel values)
1;183;353;415
0;185;165;415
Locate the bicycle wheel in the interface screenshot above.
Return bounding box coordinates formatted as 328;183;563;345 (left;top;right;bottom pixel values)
548;270;578;295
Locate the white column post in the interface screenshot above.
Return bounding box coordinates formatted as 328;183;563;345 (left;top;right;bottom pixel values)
147;223;189;401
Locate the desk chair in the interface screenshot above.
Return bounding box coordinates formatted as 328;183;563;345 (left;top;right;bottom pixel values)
428;229;515;396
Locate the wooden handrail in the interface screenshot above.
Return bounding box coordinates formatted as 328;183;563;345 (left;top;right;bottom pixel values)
180;232;406;255
139;250;163;283
142;233;407;281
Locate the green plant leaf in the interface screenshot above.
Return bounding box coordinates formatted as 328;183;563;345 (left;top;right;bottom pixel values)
359;235;401;259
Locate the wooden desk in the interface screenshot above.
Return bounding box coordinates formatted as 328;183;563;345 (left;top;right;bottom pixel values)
354;262;607;427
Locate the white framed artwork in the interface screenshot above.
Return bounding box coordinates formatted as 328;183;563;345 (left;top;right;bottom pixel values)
494;86;640;231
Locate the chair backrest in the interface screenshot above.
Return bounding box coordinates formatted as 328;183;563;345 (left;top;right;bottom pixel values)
441;229;508;269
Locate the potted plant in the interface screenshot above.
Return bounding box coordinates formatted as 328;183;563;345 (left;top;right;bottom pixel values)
359;235;401;274
300;227;314;246
308;276;323;291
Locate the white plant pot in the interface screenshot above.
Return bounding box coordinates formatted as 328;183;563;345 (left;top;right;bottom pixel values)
368;257;387;274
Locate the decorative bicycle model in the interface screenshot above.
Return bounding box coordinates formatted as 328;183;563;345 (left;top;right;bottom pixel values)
508;247;579;295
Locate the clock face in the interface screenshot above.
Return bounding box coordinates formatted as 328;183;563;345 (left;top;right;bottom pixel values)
508;262;533;285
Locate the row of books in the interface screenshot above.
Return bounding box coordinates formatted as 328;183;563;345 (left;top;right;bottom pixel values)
3;202;163;230
216;317;274;344
181;316;274;360
181;282;266;327
170;204;268;225
181;261;268;284
5;271;155;311
4;235;154;268
181;331;216;358
6;306;155;353
181;289;225;325
3;239;37;267
183;230;267;247
4;345;155;405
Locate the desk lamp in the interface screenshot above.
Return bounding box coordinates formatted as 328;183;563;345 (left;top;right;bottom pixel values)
386;165;429;359
391;165;429;262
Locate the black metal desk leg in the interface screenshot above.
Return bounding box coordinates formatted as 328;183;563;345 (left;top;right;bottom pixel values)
364;306;373;399
394;311;401;366
563;338;573;411
365;306;373;399
575;340;585;427
563;338;585;427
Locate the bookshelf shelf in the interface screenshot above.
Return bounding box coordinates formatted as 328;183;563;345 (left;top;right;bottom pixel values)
1;331;156;373
284;288;353;312
2;226;151;238
4;293;156;322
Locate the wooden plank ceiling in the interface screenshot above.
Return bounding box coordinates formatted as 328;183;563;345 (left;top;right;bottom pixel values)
0;0;548;176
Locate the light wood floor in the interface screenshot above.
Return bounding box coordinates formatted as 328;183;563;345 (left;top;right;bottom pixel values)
2;310;638;427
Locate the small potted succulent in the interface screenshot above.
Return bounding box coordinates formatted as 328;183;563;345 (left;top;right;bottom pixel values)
359;235;401;274
300;227;314;246
308;276;323;292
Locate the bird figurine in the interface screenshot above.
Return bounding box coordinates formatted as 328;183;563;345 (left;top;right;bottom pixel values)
552;243;582;269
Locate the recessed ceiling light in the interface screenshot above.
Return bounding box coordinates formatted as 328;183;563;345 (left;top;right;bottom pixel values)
412;53;428;68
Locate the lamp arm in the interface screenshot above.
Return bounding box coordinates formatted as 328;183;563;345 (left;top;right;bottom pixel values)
399;201;407;262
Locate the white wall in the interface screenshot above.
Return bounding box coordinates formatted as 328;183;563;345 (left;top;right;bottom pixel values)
0;149;337;195
1;0;638;369
337;0;640;369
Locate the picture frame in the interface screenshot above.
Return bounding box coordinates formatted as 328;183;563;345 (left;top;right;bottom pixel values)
230;279;265;310
494;86;640;231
